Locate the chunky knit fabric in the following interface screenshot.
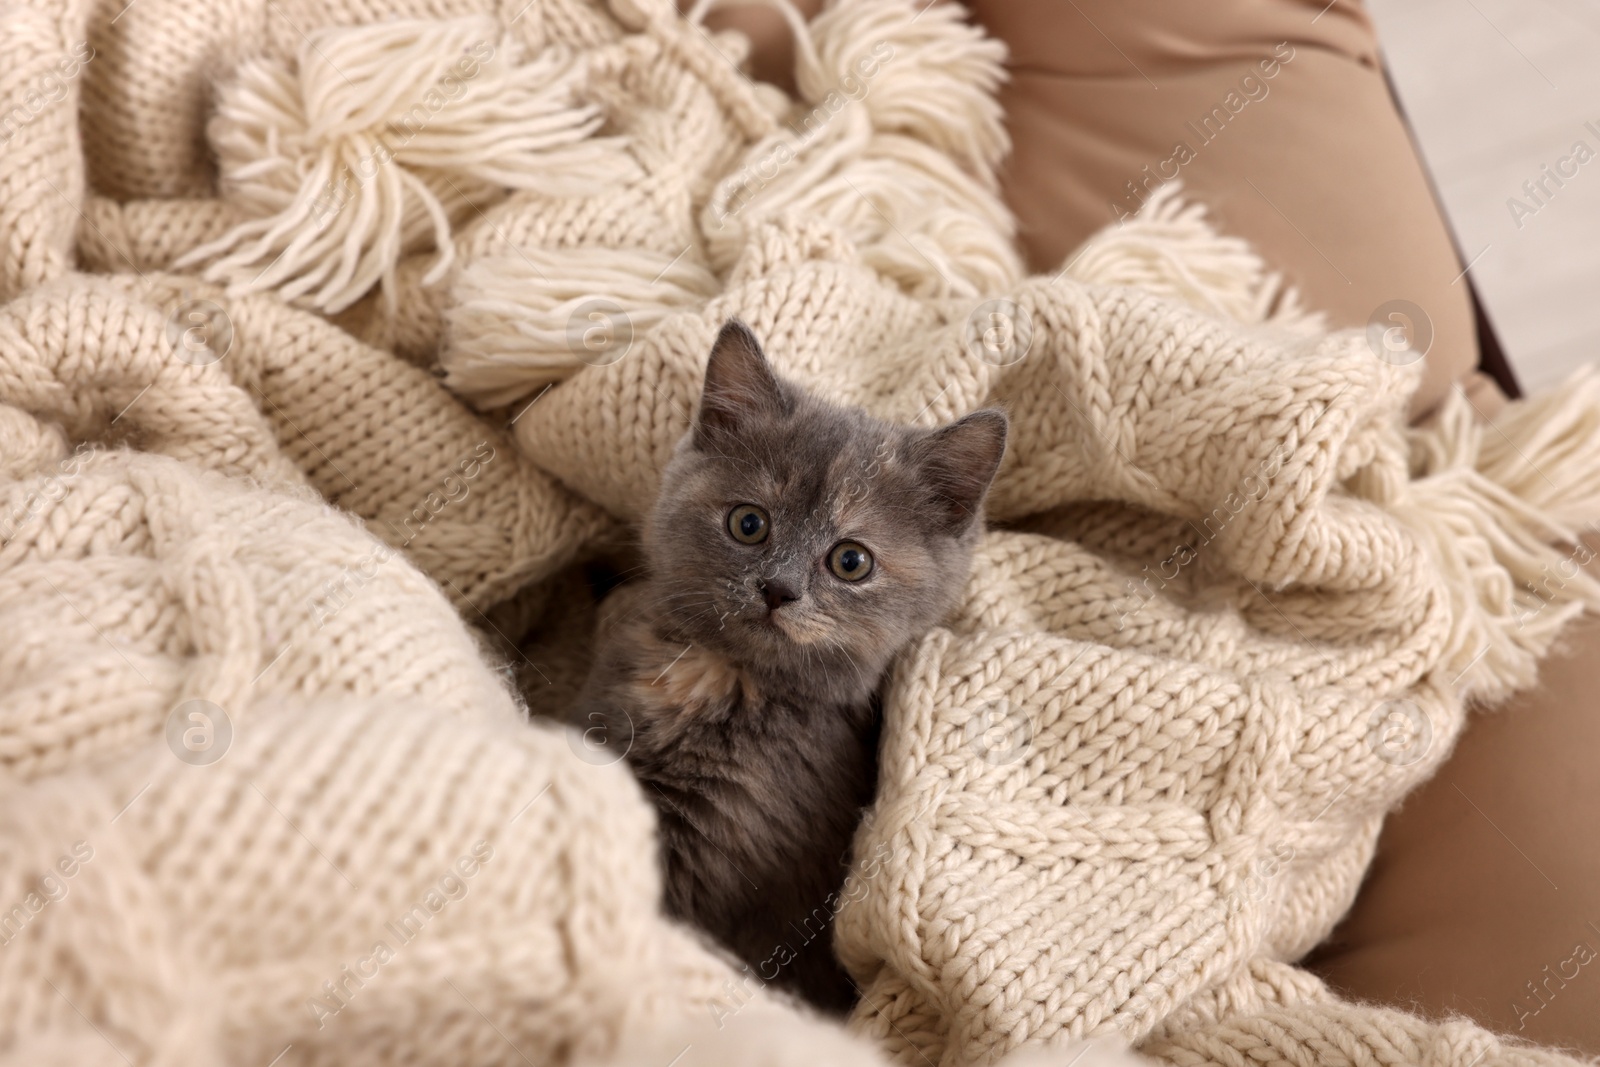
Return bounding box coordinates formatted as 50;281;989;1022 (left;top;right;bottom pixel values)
3;0;1600;1065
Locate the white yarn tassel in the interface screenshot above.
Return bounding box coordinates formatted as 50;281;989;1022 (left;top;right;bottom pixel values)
827;137;1018;297
442;247;721;408
697;0;1020;299
701;118;1020;299
177;16;625;313
1401;368;1600;698
1061;183;1322;333
799;0;1008;184
1477;369;1600;526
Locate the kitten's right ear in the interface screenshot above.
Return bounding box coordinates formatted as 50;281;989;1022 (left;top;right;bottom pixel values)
695;319;790;448
910;408;1009;531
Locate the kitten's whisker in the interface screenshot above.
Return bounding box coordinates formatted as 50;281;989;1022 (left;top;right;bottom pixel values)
645;591;714;606
613;591;717;627
833;643;873;697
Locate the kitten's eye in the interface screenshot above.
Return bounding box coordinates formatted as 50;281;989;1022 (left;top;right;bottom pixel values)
727;504;770;544
828;541;873;581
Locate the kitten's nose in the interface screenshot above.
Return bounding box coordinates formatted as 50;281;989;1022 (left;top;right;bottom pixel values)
759;578;798;612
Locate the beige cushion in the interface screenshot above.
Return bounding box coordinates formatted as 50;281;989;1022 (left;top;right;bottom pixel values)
969;0;1477;419
1310;575;1600;1052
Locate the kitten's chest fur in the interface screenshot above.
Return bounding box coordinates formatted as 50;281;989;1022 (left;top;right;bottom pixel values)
570;584;879;1011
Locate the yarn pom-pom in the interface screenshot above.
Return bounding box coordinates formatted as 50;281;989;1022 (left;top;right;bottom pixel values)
177;16;625;313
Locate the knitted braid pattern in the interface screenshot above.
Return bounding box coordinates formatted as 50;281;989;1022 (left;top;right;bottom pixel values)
4;0;1600;1065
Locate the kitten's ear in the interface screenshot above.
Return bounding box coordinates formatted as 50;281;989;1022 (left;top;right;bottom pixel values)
911;409;1009;530
694;319;790;449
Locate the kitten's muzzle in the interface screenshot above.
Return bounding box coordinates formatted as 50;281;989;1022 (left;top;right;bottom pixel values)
757;577;799;612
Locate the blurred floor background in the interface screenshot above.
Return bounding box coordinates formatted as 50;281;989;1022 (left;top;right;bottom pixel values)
1368;0;1600;393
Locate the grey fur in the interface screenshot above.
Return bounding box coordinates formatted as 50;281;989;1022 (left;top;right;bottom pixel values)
568;319;1007;1012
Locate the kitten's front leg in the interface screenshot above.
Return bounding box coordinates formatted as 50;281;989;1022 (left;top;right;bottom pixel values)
559;580;655;747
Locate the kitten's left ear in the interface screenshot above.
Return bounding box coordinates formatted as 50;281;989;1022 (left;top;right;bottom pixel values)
911;408;1009;530
694;318;791;449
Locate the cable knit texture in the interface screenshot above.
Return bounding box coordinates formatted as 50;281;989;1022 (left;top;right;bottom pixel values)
3;0;1600;1065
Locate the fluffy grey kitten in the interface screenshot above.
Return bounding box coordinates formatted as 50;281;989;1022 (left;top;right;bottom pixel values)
568;319;1007;1013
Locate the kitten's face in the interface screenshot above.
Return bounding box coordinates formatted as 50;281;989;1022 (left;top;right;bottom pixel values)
644;320;1007;706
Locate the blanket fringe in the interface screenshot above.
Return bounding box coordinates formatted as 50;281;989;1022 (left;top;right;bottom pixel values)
796;0;1009;185
437;0;1019;408
1401;368;1600;698
176;16;627;313
697;0;1019;297
1060;183;1322;333
443;246;721;408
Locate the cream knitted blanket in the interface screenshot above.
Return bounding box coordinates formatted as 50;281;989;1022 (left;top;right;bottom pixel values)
4;0;1600;1065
